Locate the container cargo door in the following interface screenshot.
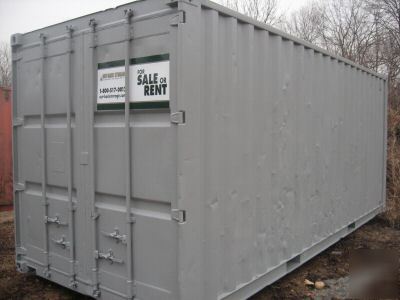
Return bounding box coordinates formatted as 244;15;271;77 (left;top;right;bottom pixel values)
81;5;180;299
13;2;180;299
12;27;83;287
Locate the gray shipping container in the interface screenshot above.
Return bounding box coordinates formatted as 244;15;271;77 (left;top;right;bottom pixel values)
11;0;387;299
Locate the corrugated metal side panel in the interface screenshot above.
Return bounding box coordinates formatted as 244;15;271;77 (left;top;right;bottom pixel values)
176;2;386;299
0;87;13;206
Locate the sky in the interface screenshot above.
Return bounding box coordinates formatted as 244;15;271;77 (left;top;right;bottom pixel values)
0;0;309;44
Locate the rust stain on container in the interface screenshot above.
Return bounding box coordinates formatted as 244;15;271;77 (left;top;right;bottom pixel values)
0;87;12;206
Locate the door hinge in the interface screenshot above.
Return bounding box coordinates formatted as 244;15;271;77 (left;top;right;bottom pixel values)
92;288;101;298
14;182;25;192
166;0;179;7
16;260;29;273
43;267;51;278
11;33;23;48
171;209;186;223
170;11;185;26
69;277;78;289
91;211;100;220
13;118;24;127
16;247;27;255
170;111;185;124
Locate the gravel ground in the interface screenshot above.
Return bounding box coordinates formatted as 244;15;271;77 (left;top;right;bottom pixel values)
251;216;400;299
1;210;399;299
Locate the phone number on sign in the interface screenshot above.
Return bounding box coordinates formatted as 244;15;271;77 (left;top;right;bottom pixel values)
99;86;125;94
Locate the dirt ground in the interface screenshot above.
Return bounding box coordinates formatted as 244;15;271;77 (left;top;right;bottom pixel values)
1;209;399;300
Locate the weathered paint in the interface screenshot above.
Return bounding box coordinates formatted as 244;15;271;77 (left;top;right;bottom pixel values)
11;0;387;299
0;87;12;206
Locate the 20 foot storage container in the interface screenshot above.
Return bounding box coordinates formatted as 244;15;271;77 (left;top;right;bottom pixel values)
11;0;387;299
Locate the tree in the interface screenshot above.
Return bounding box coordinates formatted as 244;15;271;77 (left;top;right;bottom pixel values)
368;0;400;50
285;0;378;69
222;0;283;26
284;1;325;45
367;0;400;106
0;43;11;88
320;0;377;67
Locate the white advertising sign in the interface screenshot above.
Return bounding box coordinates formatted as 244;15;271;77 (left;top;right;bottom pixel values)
97;66;126;104
97;56;170;108
130;60;170;102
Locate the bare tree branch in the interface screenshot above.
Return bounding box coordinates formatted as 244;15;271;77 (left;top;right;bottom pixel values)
284;1;325;45
367;0;400;105
222;0;283;26
285;0;378;69
0;43;11;88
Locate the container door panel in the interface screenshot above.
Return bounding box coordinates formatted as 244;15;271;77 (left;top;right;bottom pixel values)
15;41;78;282
86;10;178;299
